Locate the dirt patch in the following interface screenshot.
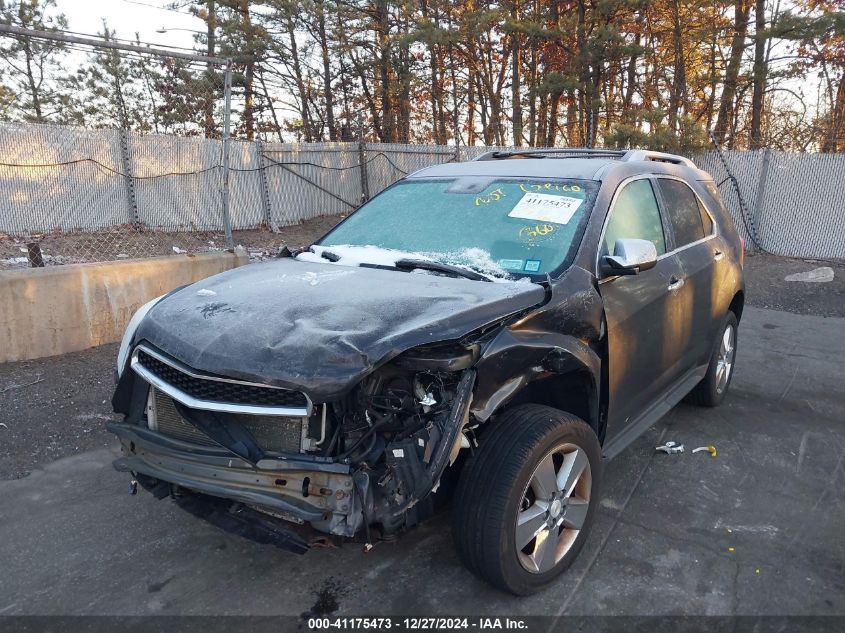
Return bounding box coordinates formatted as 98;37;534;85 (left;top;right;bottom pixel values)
0;343;119;480
744;252;845;318
0;214;345;269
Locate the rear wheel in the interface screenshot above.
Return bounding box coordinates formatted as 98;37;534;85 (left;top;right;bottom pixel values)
452;405;601;595
685;311;738;407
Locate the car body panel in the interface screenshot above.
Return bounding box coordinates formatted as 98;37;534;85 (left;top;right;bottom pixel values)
128;257;545;403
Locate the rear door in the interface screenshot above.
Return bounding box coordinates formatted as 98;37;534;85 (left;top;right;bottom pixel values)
598;177;685;435
654;177;719;369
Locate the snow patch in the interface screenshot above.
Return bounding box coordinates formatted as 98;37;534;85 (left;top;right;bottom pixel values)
297;244;430;268
298;244;534;285
784;267;834;283
296;269;354;286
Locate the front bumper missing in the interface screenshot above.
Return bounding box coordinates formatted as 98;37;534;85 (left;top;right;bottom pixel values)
108;422;355;528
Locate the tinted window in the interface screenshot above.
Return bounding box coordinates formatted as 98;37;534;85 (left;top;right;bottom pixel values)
604;179;666;256
657;179;705;247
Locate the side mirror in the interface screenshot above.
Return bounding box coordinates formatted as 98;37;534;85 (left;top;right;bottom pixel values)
602;238;658;277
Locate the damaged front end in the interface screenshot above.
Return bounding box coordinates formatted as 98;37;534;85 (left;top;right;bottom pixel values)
109;340;477;550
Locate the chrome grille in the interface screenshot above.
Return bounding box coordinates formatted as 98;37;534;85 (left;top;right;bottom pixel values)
131;345;311;417
135;347;308;409
150;388;306;453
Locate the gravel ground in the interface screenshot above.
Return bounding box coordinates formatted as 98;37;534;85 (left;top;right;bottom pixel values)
743;252;845;317
0;343;118;479
0;214;345;269
1;244;841;480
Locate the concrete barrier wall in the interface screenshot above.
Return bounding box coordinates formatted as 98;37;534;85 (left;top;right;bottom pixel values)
0;251;248;363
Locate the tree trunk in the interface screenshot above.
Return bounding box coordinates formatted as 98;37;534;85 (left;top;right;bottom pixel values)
667;0;686;133
622;29;639;122
316;1;337;141
285;12;313;141
374;2;394;142
18;0;42;122
714;0;750;145
239;0;255;140
510;0;523;146
467;68;477;145
749;0;767;149
527;29;537;146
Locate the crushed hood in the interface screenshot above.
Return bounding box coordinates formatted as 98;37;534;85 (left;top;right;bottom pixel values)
134;258;545;402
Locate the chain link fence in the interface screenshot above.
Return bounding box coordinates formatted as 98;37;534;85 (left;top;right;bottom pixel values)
0;25;235;268
2;127;844;267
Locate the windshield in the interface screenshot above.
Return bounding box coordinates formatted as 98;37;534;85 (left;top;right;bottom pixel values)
315;177;597;278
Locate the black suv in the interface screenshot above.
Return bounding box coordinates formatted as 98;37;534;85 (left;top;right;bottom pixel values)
110;148;744;595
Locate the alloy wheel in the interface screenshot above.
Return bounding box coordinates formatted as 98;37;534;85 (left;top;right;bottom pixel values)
715;324;736;395
515;443;592;574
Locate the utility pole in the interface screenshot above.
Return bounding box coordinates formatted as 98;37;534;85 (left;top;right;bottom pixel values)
204;0;217;137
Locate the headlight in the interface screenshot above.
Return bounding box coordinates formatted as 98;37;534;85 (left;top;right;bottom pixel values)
116;295;165;377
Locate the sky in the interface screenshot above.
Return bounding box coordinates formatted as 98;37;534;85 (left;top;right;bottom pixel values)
56;0;204;52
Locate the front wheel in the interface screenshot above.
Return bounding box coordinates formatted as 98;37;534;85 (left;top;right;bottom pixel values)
452;405;602;595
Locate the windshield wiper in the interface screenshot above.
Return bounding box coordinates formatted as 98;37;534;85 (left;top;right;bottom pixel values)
394;258;492;282
319;249;340;262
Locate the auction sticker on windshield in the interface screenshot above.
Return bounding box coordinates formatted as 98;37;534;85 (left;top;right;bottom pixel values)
508;192;583;224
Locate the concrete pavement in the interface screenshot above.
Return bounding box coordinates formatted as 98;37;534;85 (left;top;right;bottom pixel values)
0;306;843;616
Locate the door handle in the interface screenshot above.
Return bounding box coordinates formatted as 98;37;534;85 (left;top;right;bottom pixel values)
667;276;685;292
714;249;724;261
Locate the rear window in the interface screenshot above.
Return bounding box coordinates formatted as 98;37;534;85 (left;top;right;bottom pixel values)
657;178;706;247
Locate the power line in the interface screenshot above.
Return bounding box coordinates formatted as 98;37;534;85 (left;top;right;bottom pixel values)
59;29;201;53
119;0;195;16
0;23;228;65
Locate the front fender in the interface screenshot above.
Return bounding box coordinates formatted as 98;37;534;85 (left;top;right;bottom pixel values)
470;327;601;422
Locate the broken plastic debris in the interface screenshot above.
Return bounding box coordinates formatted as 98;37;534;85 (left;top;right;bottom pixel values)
655;441;684;454
692;445;718;457
196;289;217;297
172;246;185;254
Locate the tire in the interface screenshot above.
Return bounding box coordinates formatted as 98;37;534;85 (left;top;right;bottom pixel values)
685;311;739;407
452;404;602;595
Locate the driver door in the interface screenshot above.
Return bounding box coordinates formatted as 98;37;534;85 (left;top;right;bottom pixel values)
598;178;685;443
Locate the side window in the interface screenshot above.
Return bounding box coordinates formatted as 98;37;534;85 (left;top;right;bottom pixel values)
604;179;666;256
697;198;714;235
657;179;706;247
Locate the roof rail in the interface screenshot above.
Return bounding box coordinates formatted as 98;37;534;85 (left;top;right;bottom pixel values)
473;148;628;161
620;149;696;168
473;147;696;168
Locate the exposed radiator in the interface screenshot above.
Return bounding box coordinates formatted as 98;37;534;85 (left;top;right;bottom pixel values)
148;388;307;453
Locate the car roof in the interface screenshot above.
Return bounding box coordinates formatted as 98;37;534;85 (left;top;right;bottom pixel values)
407;158;615;181
406;149;712;183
